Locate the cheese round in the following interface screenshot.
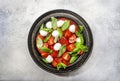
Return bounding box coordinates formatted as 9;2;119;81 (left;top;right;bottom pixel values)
57;20;64;27
76;38;81;42
52;30;59;37
53;43;61;51
46;21;52;28
46;55;53;63
39;30;48;36
69;24;75;33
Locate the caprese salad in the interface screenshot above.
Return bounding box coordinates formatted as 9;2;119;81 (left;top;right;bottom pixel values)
36;17;88;70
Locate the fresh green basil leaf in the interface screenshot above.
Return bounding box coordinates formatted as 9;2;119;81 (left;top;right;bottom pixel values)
57;28;63;38
79;45;88;52
70;56;78;64
44;34;51;42
42;28;53;32
58;45;66;57
39;24;44;31
36;37;43;49
57;62;67;70
40;47;52;53
51;17;57;29
62;20;70;31
70;47;80;54
42;58;50;63
78;25;83;33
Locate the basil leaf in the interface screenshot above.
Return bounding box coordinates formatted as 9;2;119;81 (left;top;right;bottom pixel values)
75;31;84;45
54;36;59;43
36;37;43;49
70;56;78;64
40;47;52;53
51;17;57;29
69;47;80;54
62;20;70;31
44;34;51;42
57;62;67;70
42;58;50;63
79;45;88;52
42;28;53;33
39;24;44;31
75;42;80;47
78;25;83;33
58;45;66;57
57;28;63;38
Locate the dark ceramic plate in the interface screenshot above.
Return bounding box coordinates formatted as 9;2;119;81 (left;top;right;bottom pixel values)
28;9;93;74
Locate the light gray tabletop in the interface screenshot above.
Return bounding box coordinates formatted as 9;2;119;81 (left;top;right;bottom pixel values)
0;0;120;81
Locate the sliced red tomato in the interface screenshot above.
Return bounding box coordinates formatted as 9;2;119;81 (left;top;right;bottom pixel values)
63;29;72;38
75;26;79;31
69;34;76;43
48;37;54;45
79;50;84;55
59;37;69;45
67;44;76;51
41;52;49;58
49;45;53;50
62;59;70;66
36;34;44;40
43;43;48;48
55;57;63;64
62;52;71;61
51;51;58;58
52;60;58;67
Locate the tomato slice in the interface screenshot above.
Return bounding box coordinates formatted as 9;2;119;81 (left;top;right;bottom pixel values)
43;43;48;48
55;57;63;64
36;34;44;40
48;37;54;45
52;60;58;67
51;51;58;58
62;52;71;61
62;59;70;66
59;37;69;45
41;52;49;58
63;29;72;38
67;44;76;51
69;34;76;43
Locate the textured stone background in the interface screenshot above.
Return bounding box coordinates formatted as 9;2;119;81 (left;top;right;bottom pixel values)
0;0;120;81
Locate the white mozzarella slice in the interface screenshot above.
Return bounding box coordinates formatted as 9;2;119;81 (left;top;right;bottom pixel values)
52;30;59;37
39;30;48;36
53;43;61;51
46;55;53;63
57;20;64;27
69;24;75;33
46;21;52;28
76;38;81;42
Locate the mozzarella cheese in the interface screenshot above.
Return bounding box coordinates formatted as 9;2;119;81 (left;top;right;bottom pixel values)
53;43;61;51
76;38;81;42
52;30;59;37
46;55;53;63
46;21;52;28
69;24;75;33
39;30;48;36
57;20;64;27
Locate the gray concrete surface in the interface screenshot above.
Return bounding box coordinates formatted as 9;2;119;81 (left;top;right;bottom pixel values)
0;0;120;81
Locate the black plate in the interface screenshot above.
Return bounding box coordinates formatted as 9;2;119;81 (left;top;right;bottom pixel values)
28;9;93;74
